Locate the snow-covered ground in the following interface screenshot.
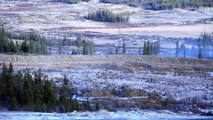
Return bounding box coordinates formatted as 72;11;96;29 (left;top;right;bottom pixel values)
129;8;213;25
11;61;213;107
0;0;213;39
0;110;213;120
0;54;213;115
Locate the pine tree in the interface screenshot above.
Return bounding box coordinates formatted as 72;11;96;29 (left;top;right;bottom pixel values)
43;79;56;112
15;41;20;53
14;70;24;105
9;96;18;111
29;41;34;54
95;102;100;111
143;41;147;55
86;98;91;111
176;41;179;57
23;70;34;111
0;63;8;101
122;42;126;54
115;47;119;54
33;70;44;111
59;75;72;112
21;40;29;53
6;63;14;100
147;41;152;55
198;47;202;59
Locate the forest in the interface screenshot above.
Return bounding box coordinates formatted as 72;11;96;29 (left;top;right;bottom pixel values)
0;25;95;55
0;63;96;112
0;25;47;54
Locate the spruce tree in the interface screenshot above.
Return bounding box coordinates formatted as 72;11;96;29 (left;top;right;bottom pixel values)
14;70;24;105
143;41;147;55
9;96;18;111
0;63;8;101
122;42;126;54
6;63;14;101
33;70;44;111
59;75;72;112
23;70;34;111
176;41;179;57
198;47;202;59
95;102;100;111
43;79;56;112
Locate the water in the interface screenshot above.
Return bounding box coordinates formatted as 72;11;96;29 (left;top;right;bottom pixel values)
172;40;213;59
49;39;213;59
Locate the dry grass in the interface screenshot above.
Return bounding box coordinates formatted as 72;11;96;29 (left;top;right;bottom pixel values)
0;54;212;69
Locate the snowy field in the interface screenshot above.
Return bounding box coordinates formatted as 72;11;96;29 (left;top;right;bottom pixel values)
0;110;213;120
0;0;213;39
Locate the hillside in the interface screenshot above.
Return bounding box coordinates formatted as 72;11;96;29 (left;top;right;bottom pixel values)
0;0;213;118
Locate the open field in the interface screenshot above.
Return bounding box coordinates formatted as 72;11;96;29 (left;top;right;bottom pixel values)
1;0;213;59
0;0;213;117
1;54;213;113
0;54;213;67
1;111;213;120
72;24;213;38
0;0;213;40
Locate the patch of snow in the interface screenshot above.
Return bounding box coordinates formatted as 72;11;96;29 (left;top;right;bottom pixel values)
0;111;213;120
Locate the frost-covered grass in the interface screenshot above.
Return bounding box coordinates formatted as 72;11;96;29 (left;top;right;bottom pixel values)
12;61;213;105
0;110;213;120
1;54;212;113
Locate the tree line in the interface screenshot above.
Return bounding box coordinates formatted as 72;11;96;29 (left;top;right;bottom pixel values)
0;63;79;112
143;0;213;10
0;25;47;54
100;0;213;10
197;32;212;59
0;24;95;55
175;32;213;59
58;36;95;55
85;9;129;23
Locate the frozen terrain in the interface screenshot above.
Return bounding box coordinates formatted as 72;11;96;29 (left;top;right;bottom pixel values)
0;110;213;120
0;0;213;119
0;0;213;59
0;54;212;114
0;0;212;39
